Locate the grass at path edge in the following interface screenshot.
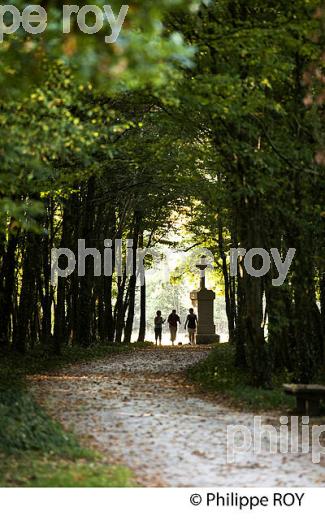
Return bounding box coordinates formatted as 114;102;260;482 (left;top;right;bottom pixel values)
187;343;297;412
0;342;151;487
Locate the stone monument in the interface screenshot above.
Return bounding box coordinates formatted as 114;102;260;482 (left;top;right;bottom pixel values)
190;256;220;345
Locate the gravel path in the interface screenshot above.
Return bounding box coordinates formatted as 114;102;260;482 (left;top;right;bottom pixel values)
29;347;325;487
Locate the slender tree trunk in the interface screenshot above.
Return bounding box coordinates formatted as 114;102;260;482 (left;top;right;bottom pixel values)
76;178;96;347
320;272;325;353
124;211;141;343
0;222;19;348
40;202;52;344
114;271;127;343
13;232;41;352
218;217;235;342
137;280;146;342
54;197;76;351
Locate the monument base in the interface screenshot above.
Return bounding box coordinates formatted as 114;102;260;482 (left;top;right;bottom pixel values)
195;333;220;345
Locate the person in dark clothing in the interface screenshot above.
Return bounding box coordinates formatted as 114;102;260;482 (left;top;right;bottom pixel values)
184;308;198;345
167;309;181;346
154;310;165;346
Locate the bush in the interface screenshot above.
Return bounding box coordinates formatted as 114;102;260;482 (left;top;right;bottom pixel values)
188;343;296;412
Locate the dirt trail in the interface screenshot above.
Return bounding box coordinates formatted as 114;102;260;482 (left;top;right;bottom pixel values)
29;347;325;487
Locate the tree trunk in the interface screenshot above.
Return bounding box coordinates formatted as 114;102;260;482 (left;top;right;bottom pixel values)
0;222;19;348
124;211;141;343
75;178;96;347
218;217;235;342
137;279;146;342
13;232;41;352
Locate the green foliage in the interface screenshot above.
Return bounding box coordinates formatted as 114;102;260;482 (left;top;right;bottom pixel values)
0;454;132;487
0;0;324;384
0;0;198;227
0;384;133;486
0;0;196;93
0;343;137;486
188;344;296;411
0;389;82;455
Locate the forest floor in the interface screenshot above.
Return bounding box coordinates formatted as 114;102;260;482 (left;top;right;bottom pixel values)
29;346;325;487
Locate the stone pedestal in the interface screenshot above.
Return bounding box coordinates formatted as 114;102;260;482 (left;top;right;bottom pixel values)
190;257;220;345
190;288;220;344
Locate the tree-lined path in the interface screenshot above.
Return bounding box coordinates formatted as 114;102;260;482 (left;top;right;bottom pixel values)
29;347;325;487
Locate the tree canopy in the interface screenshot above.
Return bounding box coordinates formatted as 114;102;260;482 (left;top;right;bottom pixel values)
0;0;324;388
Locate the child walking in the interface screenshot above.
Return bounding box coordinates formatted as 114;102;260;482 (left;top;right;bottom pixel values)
184;308;198;345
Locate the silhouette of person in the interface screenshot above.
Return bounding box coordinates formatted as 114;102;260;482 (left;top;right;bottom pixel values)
167;309;181;346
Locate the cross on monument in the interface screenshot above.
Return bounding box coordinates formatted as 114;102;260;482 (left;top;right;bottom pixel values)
196;255;208;289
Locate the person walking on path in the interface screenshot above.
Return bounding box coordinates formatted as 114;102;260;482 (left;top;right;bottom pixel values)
184;308;198;345
154;310;165;346
167;309;181;346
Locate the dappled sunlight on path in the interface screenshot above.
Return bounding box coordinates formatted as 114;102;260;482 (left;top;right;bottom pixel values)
29;347;325;487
